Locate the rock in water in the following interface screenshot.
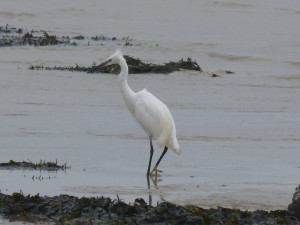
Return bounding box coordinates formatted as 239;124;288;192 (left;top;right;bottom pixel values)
288;185;300;219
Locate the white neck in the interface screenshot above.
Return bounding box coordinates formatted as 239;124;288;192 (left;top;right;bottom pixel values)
118;57;135;114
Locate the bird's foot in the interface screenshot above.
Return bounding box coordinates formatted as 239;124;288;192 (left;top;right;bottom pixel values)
150;166;163;175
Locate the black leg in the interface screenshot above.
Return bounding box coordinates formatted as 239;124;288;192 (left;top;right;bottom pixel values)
147;137;154;176
153;146;168;170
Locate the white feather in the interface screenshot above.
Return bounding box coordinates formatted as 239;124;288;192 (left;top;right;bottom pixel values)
101;50;181;173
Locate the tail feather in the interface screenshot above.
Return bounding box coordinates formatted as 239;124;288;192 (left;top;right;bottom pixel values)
169;140;181;155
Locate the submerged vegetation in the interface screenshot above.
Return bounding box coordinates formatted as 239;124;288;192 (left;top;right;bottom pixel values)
0;160;70;171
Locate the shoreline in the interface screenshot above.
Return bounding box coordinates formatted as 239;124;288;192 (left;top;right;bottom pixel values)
0;189;299;225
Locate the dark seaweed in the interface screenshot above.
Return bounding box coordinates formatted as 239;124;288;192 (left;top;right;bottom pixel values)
2;25;233;75
29;55;203;75
288;185;300;220
0;25;140;47
0;192;299;225
0;25;74;47
0;160;70;171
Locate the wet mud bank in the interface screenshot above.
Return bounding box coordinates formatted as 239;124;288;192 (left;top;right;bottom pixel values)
0;188;300;225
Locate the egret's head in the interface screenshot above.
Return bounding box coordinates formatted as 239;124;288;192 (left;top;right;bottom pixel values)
101;49;123;67
88;50;124;74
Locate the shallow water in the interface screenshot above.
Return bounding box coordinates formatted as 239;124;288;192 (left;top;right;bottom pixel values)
1;0;300;213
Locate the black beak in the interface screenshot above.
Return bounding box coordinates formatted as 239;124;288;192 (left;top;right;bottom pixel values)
88;59;112;74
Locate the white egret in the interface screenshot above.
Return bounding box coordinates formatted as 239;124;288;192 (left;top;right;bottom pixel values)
93;50;181;175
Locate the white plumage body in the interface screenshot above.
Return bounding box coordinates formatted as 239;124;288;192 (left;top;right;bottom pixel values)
98;50;181;175
116;55;181;155
126;89;180;154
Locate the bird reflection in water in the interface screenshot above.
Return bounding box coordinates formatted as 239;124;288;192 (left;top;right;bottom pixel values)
146;174;166;206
